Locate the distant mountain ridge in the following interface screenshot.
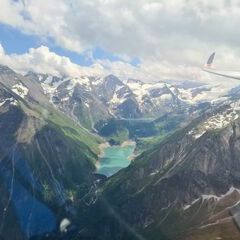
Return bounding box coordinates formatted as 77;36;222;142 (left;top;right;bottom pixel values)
24;70;221;130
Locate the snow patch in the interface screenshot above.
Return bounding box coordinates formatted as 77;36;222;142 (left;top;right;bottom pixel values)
150;170;160;176
0;97;18;106
111;92;126;105
12;83;29;99
91;77;103;85
183;187;240;211
61;97;69;102
159;93;172;101
188;101;240;139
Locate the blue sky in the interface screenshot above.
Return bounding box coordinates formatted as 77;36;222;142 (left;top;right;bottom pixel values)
0;24;40;54
0;23;140;67
1;0;240;86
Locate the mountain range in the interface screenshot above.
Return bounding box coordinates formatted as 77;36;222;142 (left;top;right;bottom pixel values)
0;64;240;240
25;71;217;129
77;93;240;240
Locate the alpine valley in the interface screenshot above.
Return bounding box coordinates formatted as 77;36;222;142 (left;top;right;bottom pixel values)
1;64;240;240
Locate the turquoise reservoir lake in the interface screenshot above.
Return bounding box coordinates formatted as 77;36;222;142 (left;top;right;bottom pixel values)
96;143;135;177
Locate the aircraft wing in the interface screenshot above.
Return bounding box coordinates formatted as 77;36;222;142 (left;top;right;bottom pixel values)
203;53;240;80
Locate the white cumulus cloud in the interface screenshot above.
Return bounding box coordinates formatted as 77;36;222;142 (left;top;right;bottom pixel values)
1;0;240;68
0;44;104;76
0;43;238;89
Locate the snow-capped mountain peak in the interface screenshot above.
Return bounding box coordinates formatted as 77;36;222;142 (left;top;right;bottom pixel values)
23;70;237;129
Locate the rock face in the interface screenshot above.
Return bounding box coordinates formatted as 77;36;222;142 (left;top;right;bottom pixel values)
0;66;102;239
78;96;240;240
